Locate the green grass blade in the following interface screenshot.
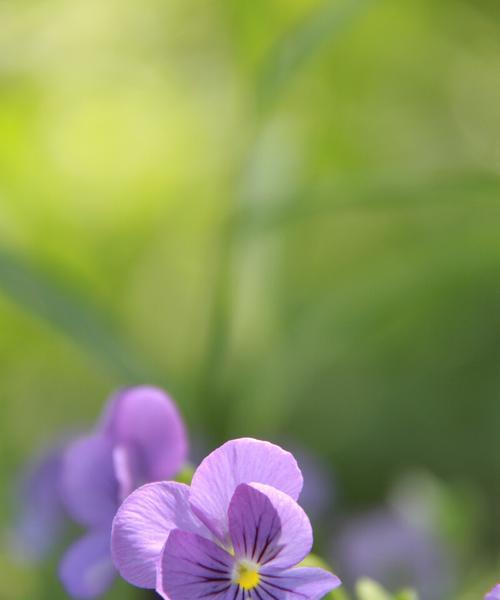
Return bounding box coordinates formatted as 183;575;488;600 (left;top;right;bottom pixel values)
0;247;152;382
256;0;374;110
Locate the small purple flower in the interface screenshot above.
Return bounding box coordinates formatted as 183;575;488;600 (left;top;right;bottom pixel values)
59;385;188;599
333;508;452;600
486;585;500;600
111;438;341;599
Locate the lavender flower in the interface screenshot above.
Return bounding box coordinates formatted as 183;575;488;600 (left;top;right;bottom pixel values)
486;585;500;600
59;385;188;599
333;508;452;600
111;437;341;599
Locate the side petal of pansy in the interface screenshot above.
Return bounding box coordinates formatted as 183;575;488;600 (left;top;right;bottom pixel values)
259;566;341;600
103;386;188;484
60;433;117;528
189;438;303;542
13;441;68;561
157;529;235;600
486;584;500;600
59;529;116;600
111;481;209;589
228;483;313;569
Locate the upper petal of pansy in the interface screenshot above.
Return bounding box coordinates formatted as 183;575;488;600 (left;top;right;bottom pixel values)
486;585;500;600
228;483;312;569
59;529;116;600
259;566;341;600
103;386;188;484
157;529;235;600
111;481;208;589
60;433;118;528
189;438;303;542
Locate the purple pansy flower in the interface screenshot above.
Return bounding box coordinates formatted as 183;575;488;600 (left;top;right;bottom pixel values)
111;437;341;600
486;585;500;600
59;385;188;599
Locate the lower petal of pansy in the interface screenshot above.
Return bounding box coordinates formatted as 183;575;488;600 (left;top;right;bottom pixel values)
259;566;341;600
228;483;312;570
111;481;209;589
190;438;303;543
158;529;235;600
59;530;116;599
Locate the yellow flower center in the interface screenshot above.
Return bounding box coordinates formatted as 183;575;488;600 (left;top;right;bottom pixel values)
234;560;260;590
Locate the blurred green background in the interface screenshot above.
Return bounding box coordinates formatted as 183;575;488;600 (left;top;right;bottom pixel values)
1;0;500;598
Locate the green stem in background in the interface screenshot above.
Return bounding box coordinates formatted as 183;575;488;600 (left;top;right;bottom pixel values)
197;0;374;432
196;207;238;434
256;0;375;112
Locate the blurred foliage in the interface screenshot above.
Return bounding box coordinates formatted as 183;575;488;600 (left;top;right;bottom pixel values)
1;0;500;597
355;579;417;600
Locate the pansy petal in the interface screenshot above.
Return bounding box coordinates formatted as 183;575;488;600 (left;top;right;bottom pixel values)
228;483;280;565
104;386;188;483
13;442;67;560
111;481;208;589
190;438;303;542
157;529;234;600
259;566;341;600
486;585;500;600
228;483;312;569
59;530;116;599
112;444;141;503
60;434;117;528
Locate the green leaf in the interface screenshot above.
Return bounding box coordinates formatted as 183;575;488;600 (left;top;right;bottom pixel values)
356;579;392;600
175;463;195;485
299;552;333;570
355;579;419;600
393;590;419;600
